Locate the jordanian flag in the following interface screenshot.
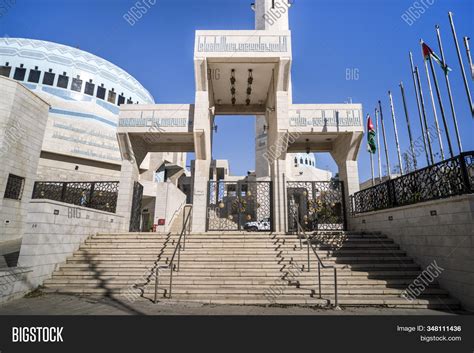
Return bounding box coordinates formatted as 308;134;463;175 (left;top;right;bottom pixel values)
422;41;452;75
366;114;376;154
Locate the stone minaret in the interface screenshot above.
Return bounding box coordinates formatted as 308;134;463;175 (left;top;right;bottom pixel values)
254;0;292;178
254;0;290;31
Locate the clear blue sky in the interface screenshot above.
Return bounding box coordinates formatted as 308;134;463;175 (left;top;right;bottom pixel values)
2;0;473;180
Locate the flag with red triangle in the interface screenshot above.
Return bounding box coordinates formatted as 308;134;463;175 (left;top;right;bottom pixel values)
422;41;452;75
366;115;376;154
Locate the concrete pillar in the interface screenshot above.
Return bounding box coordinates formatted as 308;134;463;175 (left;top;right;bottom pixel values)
337;160;360;229
266;90;290;233
255;115;270;178
270;157;288;233
116;159;140;231
191;159;211;232
331;132;363;230
191;90;212;232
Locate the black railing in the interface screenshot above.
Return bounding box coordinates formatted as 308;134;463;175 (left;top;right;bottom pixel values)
32;181;119;213
351;151;474;214
154;205;193;302
289;209;339;308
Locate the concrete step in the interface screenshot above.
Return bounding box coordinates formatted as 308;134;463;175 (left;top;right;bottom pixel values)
43;283;448;296
50;269;424;280
40;289;459;309
54;265;424;277
43;229;459;311
62;260;419;271
47;275;428;286
68;254;410;263
160;295;459;309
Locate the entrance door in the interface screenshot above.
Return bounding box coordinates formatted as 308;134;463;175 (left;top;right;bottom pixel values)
287;181;346;232
206;181;272;232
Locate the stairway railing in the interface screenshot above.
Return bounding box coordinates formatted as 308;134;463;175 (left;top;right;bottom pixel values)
289;209;339;308
154;205;193;303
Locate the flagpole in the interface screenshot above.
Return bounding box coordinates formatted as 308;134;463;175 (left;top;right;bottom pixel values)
409;52;430;166
375;108;383;182
388;91;404;175
448;11;474;117
427;52;455;158
463;36;474;80
366;114;376;186
399;82;417;170
378;100;391;179
436;25;463;154
421;39;445;161
414;66;435;165
370;153;375;187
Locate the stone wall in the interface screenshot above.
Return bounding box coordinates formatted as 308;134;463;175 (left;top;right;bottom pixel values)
351;194;474;311
0;77;50;241
0;267;31;304
154;182;187;233
10;200;124;301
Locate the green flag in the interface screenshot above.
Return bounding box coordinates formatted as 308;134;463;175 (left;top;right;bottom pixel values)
367;114;376;154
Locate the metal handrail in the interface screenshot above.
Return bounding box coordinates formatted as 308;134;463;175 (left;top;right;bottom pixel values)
290;209;339;308
154;205;193;303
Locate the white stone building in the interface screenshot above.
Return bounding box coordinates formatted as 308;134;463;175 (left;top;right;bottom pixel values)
116;0;363;233
0;38;186;182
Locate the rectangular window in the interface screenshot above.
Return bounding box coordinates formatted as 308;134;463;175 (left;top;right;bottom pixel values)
57;74;69;89
107;90;116;104
28;69;41;83
4;174;25;200
85;81;95;96
13;67;26;81
71;77;83;92
42;72;55;86
96;86;106;100
117;95;125;106
0;66;12;77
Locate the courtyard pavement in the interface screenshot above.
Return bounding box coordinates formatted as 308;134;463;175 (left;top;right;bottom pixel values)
0;292;466;315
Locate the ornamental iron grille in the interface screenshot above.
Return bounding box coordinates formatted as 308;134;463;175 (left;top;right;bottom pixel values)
207;181;273;232
464;152;474;192
351;151;474;214
4;174;25;200
287;181;346;232
32;181;119;212
129;181;144;232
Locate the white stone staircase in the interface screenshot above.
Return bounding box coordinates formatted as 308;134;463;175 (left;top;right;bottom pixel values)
43;231;460;309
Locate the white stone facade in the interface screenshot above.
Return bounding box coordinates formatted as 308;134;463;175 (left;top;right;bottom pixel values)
116;0;363;233
351;195;474;311
0;37;185;182
9;200;124;300
0;77;50;242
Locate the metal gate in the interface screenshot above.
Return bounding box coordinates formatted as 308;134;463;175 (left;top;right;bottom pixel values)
207;181;273;232
287;181;346;232
129;181;144;232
